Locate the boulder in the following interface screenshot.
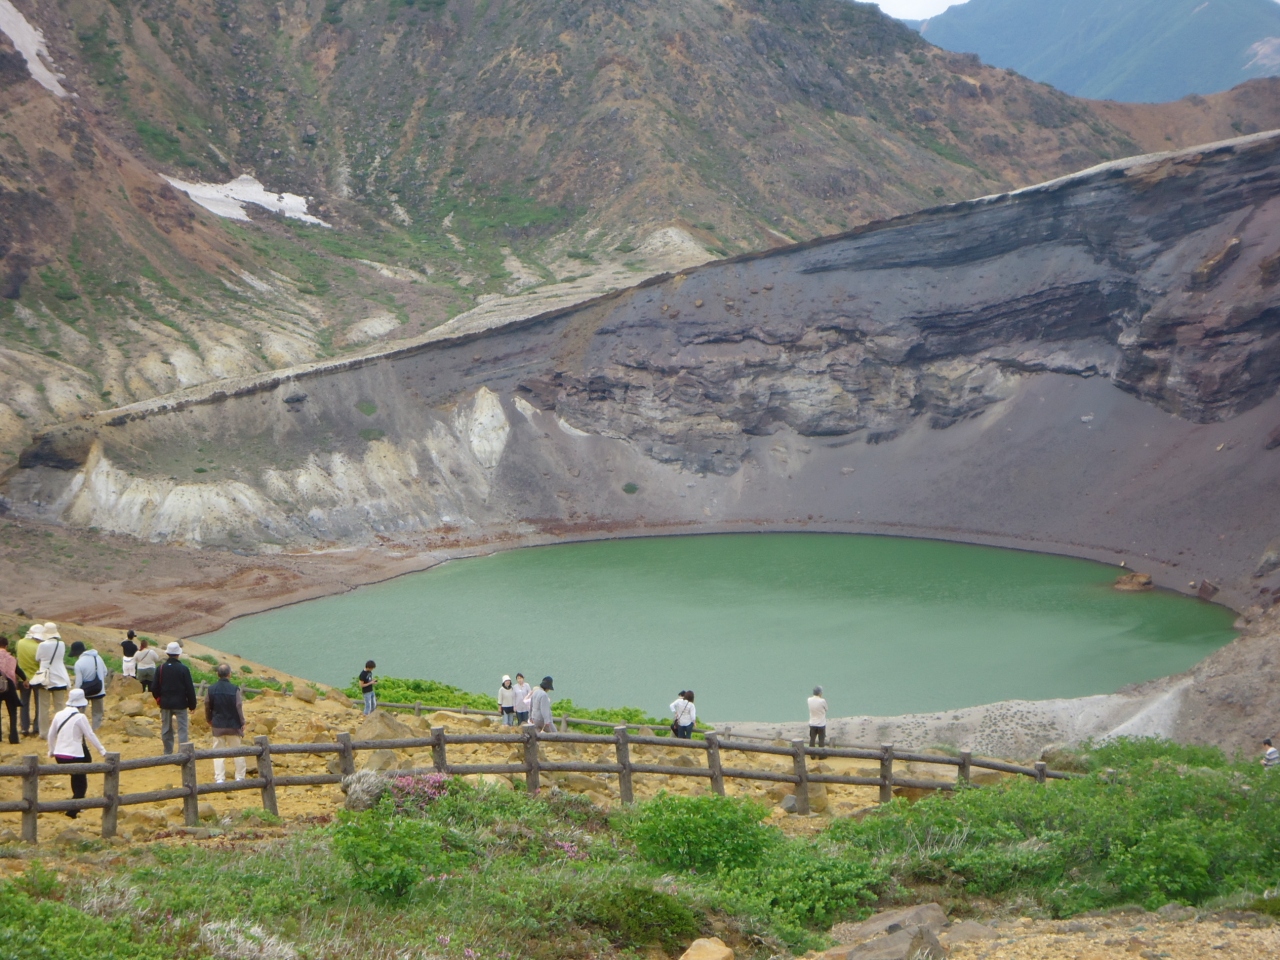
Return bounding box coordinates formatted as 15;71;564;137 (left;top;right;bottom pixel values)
553;772;605;793
259;716;279;735
293;685;317;704
807;779;829;813
55;828;91;846
426;710;491;728
780;793;798;813
940;920;998;945
198;802;218;821
1114;571;1153;592
361;748;400;773
115;697;151;718
678;937;733;960
831;904;948;944
0;828;20;844
124;718;158;738
355;711;415;742
823;928;945;960
110;677;143;697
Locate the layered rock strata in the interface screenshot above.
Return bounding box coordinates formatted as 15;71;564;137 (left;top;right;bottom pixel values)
4;132;1280;610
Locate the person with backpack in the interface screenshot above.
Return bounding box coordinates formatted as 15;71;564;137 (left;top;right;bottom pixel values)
33;623;70;739
151;642;197;755
47;688;106;818
205;663;247;783
670;690;696;739
0;636;22;745
70;641;110;730
15;624;41;738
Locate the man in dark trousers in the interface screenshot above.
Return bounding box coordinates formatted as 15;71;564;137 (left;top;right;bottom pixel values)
152;642;197;755
206;663;247;782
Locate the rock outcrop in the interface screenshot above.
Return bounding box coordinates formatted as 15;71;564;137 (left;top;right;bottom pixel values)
4;132;1280;609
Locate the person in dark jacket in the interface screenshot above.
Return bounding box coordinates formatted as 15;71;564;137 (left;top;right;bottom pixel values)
205;663;247;783
152;642;197;755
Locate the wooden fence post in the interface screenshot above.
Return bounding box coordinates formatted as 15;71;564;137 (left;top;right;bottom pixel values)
958;750;971;786
559;713;569;733
255;735;278;816
705;733;725;797
21;755;38;844
180;741;199;826
431;726;447;773
523;724;540;795
1035;761;1047;784
414;702;423;718
336;732;355;777
614;726;633;805
791;740;810;815
879;744;895;804
101;752;121;839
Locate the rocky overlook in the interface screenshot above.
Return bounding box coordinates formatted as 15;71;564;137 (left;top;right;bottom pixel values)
4;131;1279;613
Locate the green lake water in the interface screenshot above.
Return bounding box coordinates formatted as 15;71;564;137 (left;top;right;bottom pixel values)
205;534;1237;724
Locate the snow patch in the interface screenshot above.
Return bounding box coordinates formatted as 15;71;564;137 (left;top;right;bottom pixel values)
163;174;330;226
0;0;69;97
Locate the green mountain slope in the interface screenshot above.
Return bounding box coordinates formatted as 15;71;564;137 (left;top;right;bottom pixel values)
917;0;1280;102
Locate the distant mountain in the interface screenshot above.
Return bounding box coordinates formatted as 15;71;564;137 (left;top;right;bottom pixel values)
916;0;1280;102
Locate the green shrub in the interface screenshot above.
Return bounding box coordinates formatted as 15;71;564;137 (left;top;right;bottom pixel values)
332;800;464;899
582;884;701;951
628;793;774;873
0;882;167;959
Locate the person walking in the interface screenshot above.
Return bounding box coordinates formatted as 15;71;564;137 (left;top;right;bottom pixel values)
670;690;696;739
34;623;70;739
358;661;377;715
47;689;106;818
0;637;22;745
152;642;196;755
528;676;555;733
120;630;139;681
16;624;41;738
134;638;160;693
70;641;109;731
498;675;517;725
513;673;532;725
1263;738;1279;769
206;663;247;784
807;686;828;749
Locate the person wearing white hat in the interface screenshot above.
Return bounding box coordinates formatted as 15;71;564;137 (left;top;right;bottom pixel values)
16;623;43;737
47;688;106;818
34;623;70;739
151;642;197;755
498;675;516;725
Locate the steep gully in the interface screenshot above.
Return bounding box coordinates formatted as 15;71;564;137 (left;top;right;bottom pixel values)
4;132;1280;755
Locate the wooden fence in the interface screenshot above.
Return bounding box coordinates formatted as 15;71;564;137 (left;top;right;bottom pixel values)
0;724;1069;844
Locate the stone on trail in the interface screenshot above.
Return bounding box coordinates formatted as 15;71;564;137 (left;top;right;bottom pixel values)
293;685;317;704
940;920;999;945
361;748;400;773
124;718;158;738
355;710;415;742
780;793;798;813
678;937;733;960
198;802;218;820
115;697;151;718
0;828;20;844
823;927;945;960
831;904;948;944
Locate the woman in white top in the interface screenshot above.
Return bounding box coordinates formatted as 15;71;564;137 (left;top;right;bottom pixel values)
670;690;696;739
512;674;532;724
47;688;106;819
34;622;70;738
498;675;517;725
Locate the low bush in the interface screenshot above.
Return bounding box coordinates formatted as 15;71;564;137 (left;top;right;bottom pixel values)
0;882;167;960
332;799;466;899
581;884;701;951
627;793;775;873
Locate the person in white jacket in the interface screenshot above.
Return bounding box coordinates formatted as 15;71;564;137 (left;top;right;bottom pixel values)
47;688;106;819
670;691;696;739
513;674;532;725
807;686;828;748
498;675;517;725
34;622;70;739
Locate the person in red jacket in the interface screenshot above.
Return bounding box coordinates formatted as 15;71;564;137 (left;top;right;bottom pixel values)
151;642;197;755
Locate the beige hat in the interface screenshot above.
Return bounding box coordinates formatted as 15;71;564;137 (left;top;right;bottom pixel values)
42;622;61;639
66;689;89;708
24;623;45;641
166;642;183;656
502;675;511;683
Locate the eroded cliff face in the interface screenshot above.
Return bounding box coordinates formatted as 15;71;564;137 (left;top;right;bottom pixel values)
4;132;1280;605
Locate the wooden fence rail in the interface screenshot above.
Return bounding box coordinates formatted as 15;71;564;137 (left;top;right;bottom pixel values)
0;724;1069;843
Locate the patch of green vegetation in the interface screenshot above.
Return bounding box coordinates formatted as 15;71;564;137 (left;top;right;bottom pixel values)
622;482;639;494
355;400;378;416
1;875;166;960
358;428;386;442
38;269;79;301
133;120;193;166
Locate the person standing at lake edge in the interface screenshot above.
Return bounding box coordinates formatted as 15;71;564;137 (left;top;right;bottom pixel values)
513;673;532;725
498;675;516;725
135;638;161;693
152;642;197;755
120;630;138;681
359;661;377;715
529;676;555;733
670;690;696;739
1263;738;1279;768
808;686;828;748
206;663;247;783
16;624;41;737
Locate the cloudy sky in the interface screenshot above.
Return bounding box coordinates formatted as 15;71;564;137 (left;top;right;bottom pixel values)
874;0;966;18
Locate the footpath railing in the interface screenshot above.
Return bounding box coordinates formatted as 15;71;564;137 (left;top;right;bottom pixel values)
0;723;1069;844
